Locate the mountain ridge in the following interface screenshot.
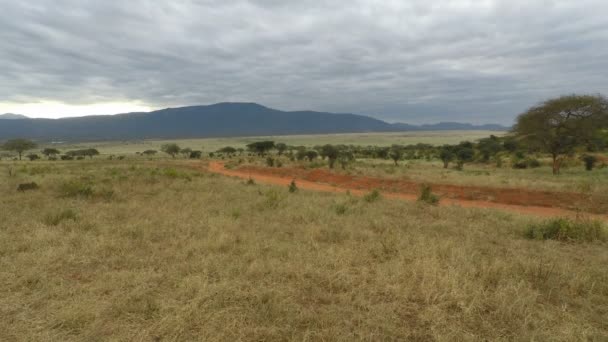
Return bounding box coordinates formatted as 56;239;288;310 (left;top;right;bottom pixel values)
0;103;509;141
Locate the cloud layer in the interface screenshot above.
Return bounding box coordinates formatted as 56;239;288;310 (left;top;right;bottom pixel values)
1;0;607;124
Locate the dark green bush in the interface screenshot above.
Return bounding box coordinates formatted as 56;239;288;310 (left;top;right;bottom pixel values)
288;180;298;193
363;189;381;203
418;184;439;205
524;218;606;242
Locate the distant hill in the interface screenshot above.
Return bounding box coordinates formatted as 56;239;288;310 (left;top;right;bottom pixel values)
0;103;508;141
0;113;28;120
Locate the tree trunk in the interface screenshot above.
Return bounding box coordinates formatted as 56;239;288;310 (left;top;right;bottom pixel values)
443;161;449;168
552;155;561;175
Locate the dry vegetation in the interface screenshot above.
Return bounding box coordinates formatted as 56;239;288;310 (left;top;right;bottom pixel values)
1;159;607;341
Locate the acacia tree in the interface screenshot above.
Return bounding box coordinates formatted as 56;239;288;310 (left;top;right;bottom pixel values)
42;148;60;159
275;143;288;156
513;94;608;175
2;139;37;160
246;141;275;155
161;143;181;158
320;144;339;168
439;145;455;168
388;145;403;166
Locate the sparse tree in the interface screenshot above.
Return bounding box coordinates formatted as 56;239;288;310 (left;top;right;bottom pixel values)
27;153;40;161
42;148;60;159
275;143;288;156
2;139;37;160
513;94;608;174
161;143;181;158
388;146;403;166
246;141;275;155
455;146;475;170
439;145;455;169
320;144;339;168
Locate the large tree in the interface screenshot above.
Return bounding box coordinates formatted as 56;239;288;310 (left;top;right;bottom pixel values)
161;143;181;158
246;141;275;155
41;148;61;159
513;94;608;174
2;139;37;160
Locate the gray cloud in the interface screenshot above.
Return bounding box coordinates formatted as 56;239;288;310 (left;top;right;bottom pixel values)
1;0;607;124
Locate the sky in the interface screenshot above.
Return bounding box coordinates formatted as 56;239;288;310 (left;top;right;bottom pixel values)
1;1;607;124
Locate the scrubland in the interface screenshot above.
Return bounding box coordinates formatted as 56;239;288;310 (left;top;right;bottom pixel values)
1;159;607;341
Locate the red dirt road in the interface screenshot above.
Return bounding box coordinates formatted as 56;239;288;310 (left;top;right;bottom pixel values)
207;161;607;220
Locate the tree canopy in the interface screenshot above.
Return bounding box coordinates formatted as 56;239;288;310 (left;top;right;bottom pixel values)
513;94;608;174
2;139;37;160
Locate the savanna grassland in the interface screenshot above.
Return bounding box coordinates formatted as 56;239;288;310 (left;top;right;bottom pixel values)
1;159;607;341
50;130;500;155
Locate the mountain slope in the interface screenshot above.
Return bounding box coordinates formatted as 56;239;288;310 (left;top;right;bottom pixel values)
0;113;28;120
0;103;507;141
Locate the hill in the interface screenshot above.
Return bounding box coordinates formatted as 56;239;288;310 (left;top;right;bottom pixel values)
0;103;508;141
0;113;28;120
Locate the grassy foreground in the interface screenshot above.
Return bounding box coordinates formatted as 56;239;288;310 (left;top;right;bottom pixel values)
1;160;607;341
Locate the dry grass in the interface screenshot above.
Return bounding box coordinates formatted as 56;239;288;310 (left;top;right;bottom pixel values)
1;160;607;341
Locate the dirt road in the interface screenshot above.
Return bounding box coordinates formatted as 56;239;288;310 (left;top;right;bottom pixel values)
207;161;607;220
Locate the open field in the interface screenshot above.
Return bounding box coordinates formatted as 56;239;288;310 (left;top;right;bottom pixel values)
45;130;503;155
1;159;607;341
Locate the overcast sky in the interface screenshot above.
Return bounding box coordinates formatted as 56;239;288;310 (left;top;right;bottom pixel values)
1;1;607;124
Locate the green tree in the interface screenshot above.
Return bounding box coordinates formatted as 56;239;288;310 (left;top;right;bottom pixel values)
2;139;37;160
388;145;403;166
455;146;475;170
513;94;608;174
41;148;60;159
246;141;275;155
275;143;288;156
439;145;455;169
320;145;339;168
161;143;181;158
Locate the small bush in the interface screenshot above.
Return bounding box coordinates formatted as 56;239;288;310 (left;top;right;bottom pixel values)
363;189;381;203
527;158;541;168
44;209;77;226
418;184;439;205
288;180;298;193
266;157;275;167
334;203;348;215
59;181;93;198
581;155;597;171
245;178;256;185
524;218;606;242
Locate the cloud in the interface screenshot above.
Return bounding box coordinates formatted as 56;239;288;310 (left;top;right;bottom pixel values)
0;0;607;124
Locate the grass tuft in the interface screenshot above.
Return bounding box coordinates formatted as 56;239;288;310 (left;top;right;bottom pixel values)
43;209;78;226
524;218;606;242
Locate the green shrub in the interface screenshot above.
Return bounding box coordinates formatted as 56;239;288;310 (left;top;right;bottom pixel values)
363;189;381;203
524;218;606;242
288;180;298;193
418;184;439;205
266;157;275;167
245;178;256;185
59;181;94;198
334;203;348;215
44;209;77;226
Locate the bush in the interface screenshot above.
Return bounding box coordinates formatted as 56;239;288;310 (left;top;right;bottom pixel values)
266;157;275;167
581;155;597;171
527;158;541;168
363;189;381;203
59;181;94;198
418;184;439;205
245;178;256;185
288;180;298;193
524;218;606;242
44;209;77;226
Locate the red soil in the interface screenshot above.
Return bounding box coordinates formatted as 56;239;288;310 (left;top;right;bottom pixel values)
207;161;607;220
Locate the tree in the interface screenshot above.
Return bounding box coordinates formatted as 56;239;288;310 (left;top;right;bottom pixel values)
439;145;455;168
304;150;318;162
275;143;288;156
189;150;202;159
513;94;608;174
180;148;192;158
338;150;354;169
42;148;60;159
27;153;40;161
477;135;503;163
246;141;275;155
2;139;37;160
142;150;157;156
217;146;237;155
455;146;475;170
84;148;99;159
320;144;339;168
388;146;403;166
161;143;181;158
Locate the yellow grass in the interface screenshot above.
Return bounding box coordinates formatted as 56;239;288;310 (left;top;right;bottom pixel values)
1;159;607;341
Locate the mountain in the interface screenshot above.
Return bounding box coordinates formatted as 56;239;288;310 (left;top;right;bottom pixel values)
0;113;28;120
0;103;508;141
